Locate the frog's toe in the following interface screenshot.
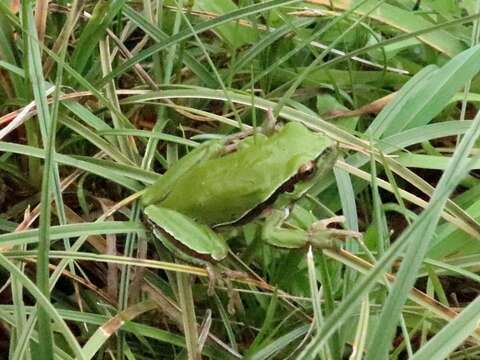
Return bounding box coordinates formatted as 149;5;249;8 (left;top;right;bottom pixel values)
312;215;346;229
308;217;362;249
206;264;219;296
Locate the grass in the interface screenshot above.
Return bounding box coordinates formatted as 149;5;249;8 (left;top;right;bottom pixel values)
1;0;480;359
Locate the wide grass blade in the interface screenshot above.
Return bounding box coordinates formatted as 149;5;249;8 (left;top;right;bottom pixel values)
411;296;480;359
365;62;480;360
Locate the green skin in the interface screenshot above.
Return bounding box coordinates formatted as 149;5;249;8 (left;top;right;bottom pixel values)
142;122;337;263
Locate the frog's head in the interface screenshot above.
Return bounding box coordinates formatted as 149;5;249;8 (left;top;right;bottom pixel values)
278;141;338;204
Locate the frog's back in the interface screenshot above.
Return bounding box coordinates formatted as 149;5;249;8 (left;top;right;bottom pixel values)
161;122;333;225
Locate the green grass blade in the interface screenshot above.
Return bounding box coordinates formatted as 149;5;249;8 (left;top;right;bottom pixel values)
411;296;480;359
365;74;480;360
0;221;143;249
99;0;303;85
25;4;54;357
0;252;85;359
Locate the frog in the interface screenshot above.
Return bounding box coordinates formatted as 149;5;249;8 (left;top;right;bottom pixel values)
141;121;344;265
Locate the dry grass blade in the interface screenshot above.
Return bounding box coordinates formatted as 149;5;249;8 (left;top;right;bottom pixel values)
34;0;49;43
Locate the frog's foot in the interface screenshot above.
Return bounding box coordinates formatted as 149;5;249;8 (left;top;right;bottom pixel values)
221;128;257;155
308;216;362;249
262;108;277;135
222;141;241;155
206;263;221;296
205;265;243;314
225;277;242;315
314;215;346;228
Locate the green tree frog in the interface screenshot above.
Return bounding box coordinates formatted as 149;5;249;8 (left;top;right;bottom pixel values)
142;121;338;264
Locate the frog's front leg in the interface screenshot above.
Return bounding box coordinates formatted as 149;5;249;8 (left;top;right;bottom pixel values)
261;208;313;248
261;208;355;249
308;216;362;247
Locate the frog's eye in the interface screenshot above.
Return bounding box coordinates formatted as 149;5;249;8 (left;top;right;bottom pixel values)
298;161;316;179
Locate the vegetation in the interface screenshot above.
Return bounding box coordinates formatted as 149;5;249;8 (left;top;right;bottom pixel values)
1;0;480;359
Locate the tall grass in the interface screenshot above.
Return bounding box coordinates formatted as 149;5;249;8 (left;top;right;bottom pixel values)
1;1;480;359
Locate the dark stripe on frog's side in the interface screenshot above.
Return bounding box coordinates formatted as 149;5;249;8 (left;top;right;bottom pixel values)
215;157;319;228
